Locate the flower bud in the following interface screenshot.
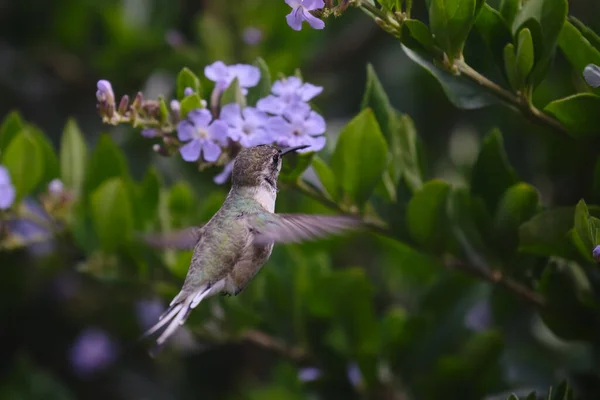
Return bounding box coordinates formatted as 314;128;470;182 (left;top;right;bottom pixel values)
593;245;600;262
184;87;194;97
152;143;169;157
118;95;129;115
132;91;144;109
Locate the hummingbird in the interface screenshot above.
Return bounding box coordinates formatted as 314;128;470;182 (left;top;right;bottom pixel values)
142;144;362;352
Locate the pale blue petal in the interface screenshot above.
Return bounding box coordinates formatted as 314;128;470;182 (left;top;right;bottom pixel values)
230;64;261;88
48;179;64;195
303;9;325;29
213;161;234;185
180;139;202;162
204;61;230;83
303;0;325;10
0;166;11;185
285;0;300;7
257;95;287;115
271;77;302;96
220;103;243;128
286;8;304;31
267;116;294;138
282;102;311;124
242;106;269;127
0;183;15;209
228;128;245;143
141;128;158;138
298;83;323;101
177;120;195;141
304;111;326;135
306;135;326;152
201;141;221;162
188;108;212;128
208;120;230;145
184;87;194;97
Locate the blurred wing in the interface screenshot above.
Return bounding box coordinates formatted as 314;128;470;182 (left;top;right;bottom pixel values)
584;64;600;88
248;213;362;245
142;226;203;250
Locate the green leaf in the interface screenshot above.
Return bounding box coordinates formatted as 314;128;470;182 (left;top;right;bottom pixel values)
90;178;133;252
60;118;87;194
474;4;513;74
504;43;520;90
179;93;203;119
361;64;397;141
558;21;600;94
3;131;45;200
221;78;246;107
544;93;600;138
402;45;499;110
519;207;578;257
168;181;196;228
0;111;23;155
198;14;234;63
493;183;539;255
279;152;313;183
569;16;600;52
137;167;161;227
401;19;435;52
311;156;339;201
331;109;388;207
507;395;519;400
28;125;59;185
574;199;594;254
176;67;201;100
429;0;478;60
406;179;451;252
516;28;535;82
379;0;399;11
159;97;170;123
84;134;129;196
470;129;518;214
500;0;519;25
396;114;423;192
246;58;272;106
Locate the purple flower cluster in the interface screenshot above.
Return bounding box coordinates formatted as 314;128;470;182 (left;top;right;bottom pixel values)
285;0;326;31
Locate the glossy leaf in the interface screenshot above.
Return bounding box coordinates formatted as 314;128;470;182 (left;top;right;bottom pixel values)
402;19;435;52
504;43;520;90
221;78;246;107
311;156;339;201
137;167;161;227
516;28;535;83
500;0;519;25
544;93;600;138
470;129;518;214
0;111;23;155
179;93;203;119
475;4;513;75
574;199;594;256
3;131;44;200
406;180;451;252
60;118;87;194
558;21;600;93
402;45;499;110
279;152;313;183
429;0;477;60
331;109;388;207
28;125;59;186
493;183;539;255
246;58;271;106
176;67;201;100
569;16;600;52
90;178;133;252
84;134;129;196
519;207;579;258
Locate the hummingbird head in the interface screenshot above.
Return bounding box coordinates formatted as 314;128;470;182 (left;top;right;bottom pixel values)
231;144;309;189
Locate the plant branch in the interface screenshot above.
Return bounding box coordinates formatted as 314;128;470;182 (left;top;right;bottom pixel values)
452;60;568;136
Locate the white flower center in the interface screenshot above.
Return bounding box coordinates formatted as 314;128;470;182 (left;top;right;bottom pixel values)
195;127;209;139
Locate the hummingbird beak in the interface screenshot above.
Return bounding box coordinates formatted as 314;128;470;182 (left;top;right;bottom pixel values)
280;145;310;156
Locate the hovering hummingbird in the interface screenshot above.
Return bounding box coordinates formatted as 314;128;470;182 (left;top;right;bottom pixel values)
142;144;362;351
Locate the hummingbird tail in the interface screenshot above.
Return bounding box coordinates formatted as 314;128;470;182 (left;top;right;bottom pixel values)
141;279;227;356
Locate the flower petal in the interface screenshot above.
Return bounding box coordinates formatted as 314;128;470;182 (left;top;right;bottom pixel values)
267;116;294;138
227;128;244;142
298;83;323;101
0;166;11;185
141;128;158;138
213;161;235;185
304;111;326;135
282;102;311;124
286;8;305;31
177;120;195;141
204;61;230;83
208;120;230;145
257;95;287;115
201;141;222;162
303;0;325;10
0;184;15;210
306;135;326;152
188;108;213;128
302;9;325;29
230;64;261;88
220;103;243;128
272;76;302;96
242;106;269;127
285;0;301;7
179;139;202;162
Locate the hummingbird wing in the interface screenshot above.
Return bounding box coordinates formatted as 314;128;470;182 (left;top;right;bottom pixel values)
142;226;204;250
247;213;362;245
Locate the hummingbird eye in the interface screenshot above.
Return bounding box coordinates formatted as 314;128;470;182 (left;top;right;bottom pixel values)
272;154;280;164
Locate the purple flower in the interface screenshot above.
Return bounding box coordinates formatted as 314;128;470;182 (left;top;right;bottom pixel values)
214;161;235;185
257;76;322;115
464;300;492;332
242;27;263;46
204;61;260;94
48;179;64;196
267;102;326;153
220;104;272;147
593;245;600;260
0;166;16;210
285;0;325;31
96;80;115;105
170;99;181;114
584;64;600;88
69;328;118;377
347;363;363;387
184;87;195;97
135;298;165;330
298;367;321;382
141;128;158;138
177;109;228;162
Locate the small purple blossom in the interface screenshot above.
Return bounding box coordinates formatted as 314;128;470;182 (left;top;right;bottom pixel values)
267;102;326;153
298;367;321;382
593;245;600;260
184;87;195;97
96;80;115;105
48;179;64;196
135;298;165;330
220;104;272;147
177;109;228;162
584;64;600;88
347;363;363;387
242;27;263;46
204;61;260;94
214;161;235;185
464;300;492;332
141;128;158;138
257;76;323;115
170;99;181;114
0;166;16;210
69;328;118;377
285;0;325;31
